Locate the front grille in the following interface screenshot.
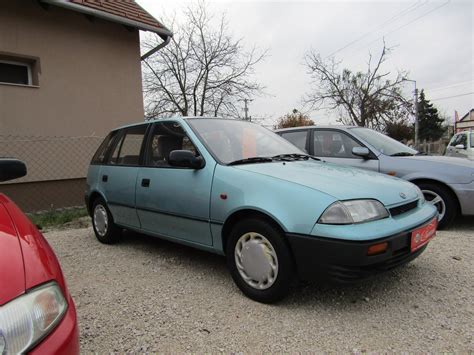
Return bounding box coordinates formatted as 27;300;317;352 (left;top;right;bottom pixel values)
389;200;418;217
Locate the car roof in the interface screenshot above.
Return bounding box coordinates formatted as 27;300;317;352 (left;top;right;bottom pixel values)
112;117;256;131
274;125;357;132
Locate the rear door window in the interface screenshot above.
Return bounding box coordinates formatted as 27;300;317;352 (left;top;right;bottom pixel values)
280;130;308;152
107;125;148;166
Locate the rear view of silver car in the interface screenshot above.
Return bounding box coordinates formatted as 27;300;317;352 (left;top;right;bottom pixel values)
276;126;474;229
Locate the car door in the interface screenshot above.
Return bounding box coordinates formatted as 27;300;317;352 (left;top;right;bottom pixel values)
311;129;379;171
135;121;214;246
99;124;148;229
279;129;310;153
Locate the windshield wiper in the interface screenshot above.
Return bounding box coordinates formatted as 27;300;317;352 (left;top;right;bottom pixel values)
227;157;274;166
272;153;321;161
390;152;414;157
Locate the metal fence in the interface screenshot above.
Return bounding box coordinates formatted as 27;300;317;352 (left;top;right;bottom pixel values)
0;135;103;212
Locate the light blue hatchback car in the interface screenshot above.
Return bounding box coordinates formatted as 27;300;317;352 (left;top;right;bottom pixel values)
86;118;438;303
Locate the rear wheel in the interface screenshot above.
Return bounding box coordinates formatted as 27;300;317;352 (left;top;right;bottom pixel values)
92;197;120;244
226;218;294;303
416;182;457;229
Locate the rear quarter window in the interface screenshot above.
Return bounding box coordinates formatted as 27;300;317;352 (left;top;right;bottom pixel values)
91;132;117;165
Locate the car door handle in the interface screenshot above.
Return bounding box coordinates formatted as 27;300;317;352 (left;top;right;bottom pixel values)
102;175;108;182
141;178;150;187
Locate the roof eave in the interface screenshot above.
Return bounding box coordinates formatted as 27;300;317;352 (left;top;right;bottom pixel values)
41;0;172;38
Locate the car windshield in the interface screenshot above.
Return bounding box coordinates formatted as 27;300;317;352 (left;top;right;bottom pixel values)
187;119;303;164
350;127;418;156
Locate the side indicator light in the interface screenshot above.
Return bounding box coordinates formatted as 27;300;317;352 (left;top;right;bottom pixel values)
220;193;227;200
367;242;388;256
387;171;396;176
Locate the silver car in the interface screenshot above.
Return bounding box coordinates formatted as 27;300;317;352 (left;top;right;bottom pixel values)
276;126;474;228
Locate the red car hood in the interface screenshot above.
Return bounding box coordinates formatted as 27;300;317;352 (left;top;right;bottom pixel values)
0;198;26;305
0;195;68;306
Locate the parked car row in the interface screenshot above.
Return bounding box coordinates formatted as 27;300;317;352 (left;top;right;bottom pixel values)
4;118;467;351
85;118;439;303
276;126;474;229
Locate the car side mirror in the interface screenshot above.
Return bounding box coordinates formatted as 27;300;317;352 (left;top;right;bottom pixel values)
168;150;205;169
455;144;465;150
0;159;27;182
352;147;370;159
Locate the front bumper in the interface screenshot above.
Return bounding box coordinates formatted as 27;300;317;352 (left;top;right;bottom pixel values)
30;295;79;355
287;218;434;283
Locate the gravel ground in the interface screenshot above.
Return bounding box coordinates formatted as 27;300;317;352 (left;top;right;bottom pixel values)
45;217;473;353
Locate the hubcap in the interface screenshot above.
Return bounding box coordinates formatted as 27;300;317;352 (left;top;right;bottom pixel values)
234;232;278;290
93;204;108;237
422;190;446;222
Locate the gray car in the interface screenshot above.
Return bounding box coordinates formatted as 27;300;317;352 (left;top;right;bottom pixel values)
276;126;474;228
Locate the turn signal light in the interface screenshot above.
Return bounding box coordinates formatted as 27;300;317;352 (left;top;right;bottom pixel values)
367;242;388;256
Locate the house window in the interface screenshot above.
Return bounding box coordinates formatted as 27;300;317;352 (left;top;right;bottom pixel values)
0;60;32;85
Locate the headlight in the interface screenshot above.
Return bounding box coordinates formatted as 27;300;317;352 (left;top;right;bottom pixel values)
0;282;67;354
318;199;389;224
413;185;425;205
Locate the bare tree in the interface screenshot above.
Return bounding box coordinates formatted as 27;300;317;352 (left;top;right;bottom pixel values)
142;2;266;119
303;44;411;130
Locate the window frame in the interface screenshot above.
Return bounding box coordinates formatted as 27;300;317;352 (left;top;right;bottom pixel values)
279;129;310;153
142;121;205;169
102;124;150;167
0;59;33;86
310;128;378;160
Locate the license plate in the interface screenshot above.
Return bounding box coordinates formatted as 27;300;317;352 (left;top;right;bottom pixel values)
411;218;437;252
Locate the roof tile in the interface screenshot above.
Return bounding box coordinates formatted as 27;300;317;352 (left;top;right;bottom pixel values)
69;0;165;31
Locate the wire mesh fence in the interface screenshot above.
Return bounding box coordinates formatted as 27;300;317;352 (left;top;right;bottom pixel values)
0;135;104;212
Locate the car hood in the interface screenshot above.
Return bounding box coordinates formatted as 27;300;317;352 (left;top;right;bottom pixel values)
0;200;26;306
0;195;68;306
386;155;474;183
234;160;419;206
402;155;474;168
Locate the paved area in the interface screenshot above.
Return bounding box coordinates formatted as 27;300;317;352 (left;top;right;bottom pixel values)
45;217;474;352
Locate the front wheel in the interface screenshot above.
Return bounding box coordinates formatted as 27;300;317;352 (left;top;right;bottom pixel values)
92;197;120;244
416;182;457;229
226;218;294;303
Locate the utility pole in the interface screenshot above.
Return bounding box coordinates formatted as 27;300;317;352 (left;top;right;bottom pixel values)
241;98;253;121
414;87;419;148
406;79;418;147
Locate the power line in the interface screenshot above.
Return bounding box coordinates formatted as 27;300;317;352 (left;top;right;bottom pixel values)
326;1;428;58
354;0;451;53
431;92;474;101
424;80;474;92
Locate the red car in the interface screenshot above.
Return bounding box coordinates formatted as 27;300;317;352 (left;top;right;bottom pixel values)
0;159;79;354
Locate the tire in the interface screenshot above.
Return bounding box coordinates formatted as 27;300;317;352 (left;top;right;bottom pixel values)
91;197;120;244
226;218;294;303
416;182;457;230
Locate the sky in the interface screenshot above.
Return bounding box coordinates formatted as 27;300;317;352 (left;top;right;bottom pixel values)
137;0;473;127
